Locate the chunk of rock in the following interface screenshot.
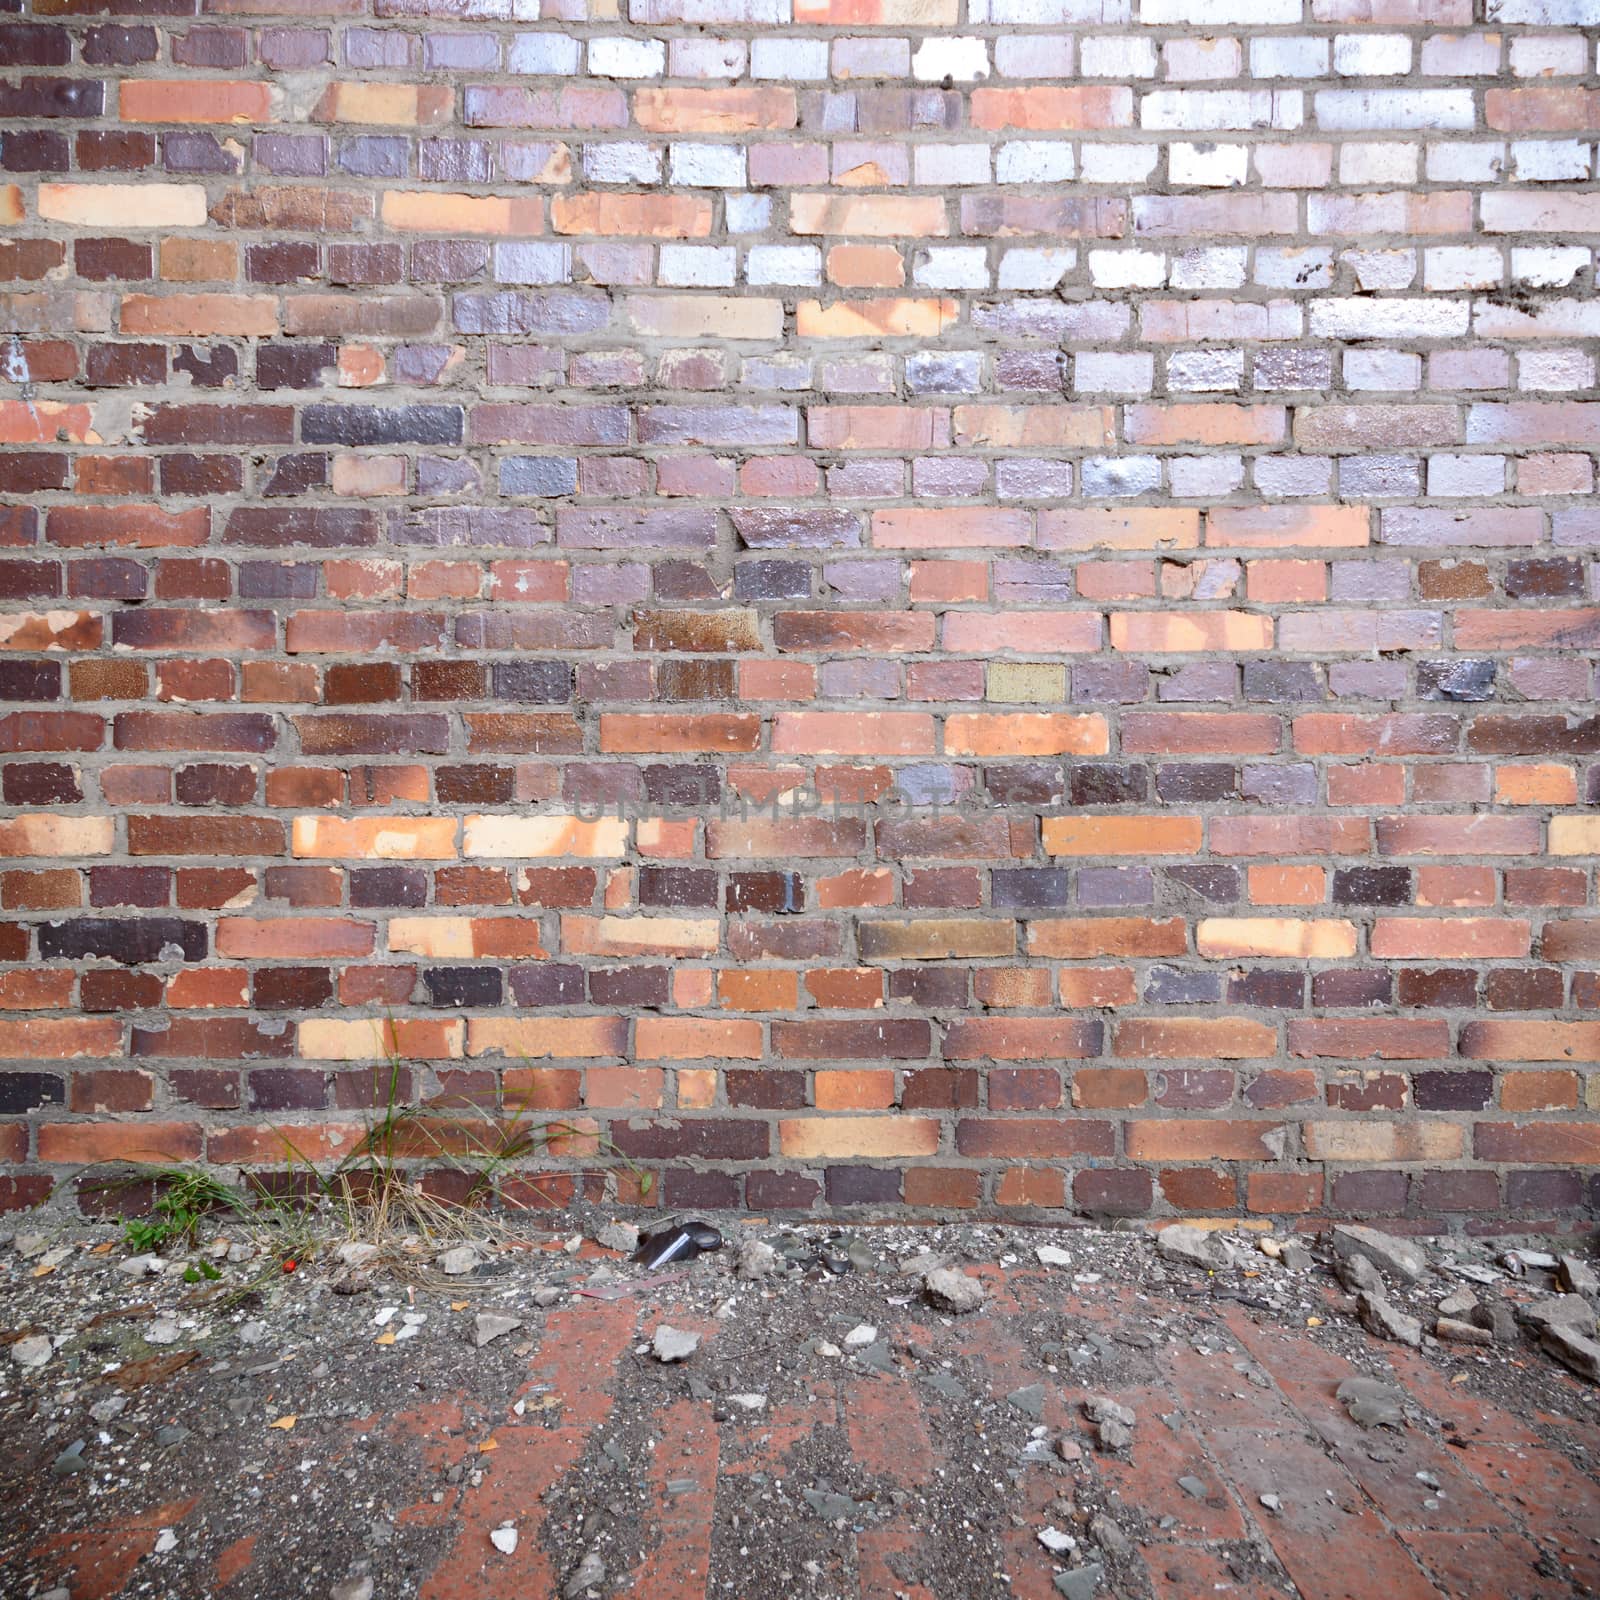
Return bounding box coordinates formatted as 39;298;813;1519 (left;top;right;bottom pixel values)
1357;1291;1423;1349
436;1246;479;1276
1471;1300;1518;1343
1156;1225;1232;1271
1039;1527;1075;1554
1037;1245;1074;1267
1084;1396;1135;1429
1436;1317;1493;1346
652;1325;700;1363
1054;1562;1104;1599
336;1242;379;1269
9;1335;51;1369
489;1525;518;1555
144;1318;181;1347
1541;1325;1600;1383
474;1313;523;1349
118;1254;165;1277
595;1221;638;1255
734;1237;780;1280
1557;1255;1598;1298
1331;1225;1426;1285
925;1266;986;1314
844;1323;877;1349
563;1551;605;1597
1335;1376;1405;1428
1336;1254;1385;1295
1096;1419;1133;1452
330;1576;374;1600
1088;1514;1130;1558
1436;1289;1477;1319
1520;1295;1598;1338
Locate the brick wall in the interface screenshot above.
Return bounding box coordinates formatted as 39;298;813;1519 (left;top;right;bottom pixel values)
1;0;1598;1225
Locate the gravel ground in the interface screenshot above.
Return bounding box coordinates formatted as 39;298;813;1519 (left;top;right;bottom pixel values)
1;1210;1596;1600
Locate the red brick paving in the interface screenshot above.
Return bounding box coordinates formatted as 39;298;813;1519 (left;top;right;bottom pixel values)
21;1272;1600;1600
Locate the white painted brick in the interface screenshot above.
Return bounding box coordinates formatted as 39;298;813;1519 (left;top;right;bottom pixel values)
1074;351;1154;393
669;143;747;187
997;247;1077;289
1487;0;1600;22
725;193;771;232
1169;142;1249;187
746;245;821;286
583;142;661;183
1424;247;1503;292
508;32;580;73
1516;350;1595;390
1420;32;1501;75
1141;0;1298;21
1080;37;1156;77
1250;37;1328;77
1168;349;1245;391
1163;38;1241;80
1169;246;1247;290
913;144;991;185
1080;144;1160;183
494;241;572;284
1426;142;1504;183
752;37;828;79
971;0;1128;21
1309;298;1470;340
1344;250;1418;290
912;37;990;81
1089;249;1166;289
1315;90;1475;130
1509;36;1587;76
1338;141;1419;184
1511;140;1592;182
1255;456;1331;497
913;247;990;289
996;141;1075;183
1345;350;1422;390
668;37;746;77
658;245;737;287
1429;455;1506;497
1142;90;1303;131
1333;34;1412;76
994;34;1075;75
1170;455;1244;496
588;37;666;77
832;37;910;78
1511;245;1590;288
1255;248;1333;290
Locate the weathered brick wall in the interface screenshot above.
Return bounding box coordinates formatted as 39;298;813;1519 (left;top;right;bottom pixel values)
1;0;1598;1225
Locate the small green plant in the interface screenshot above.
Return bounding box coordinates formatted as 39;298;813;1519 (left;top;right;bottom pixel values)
114;1167;253;1254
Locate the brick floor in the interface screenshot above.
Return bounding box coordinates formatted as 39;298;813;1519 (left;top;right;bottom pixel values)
13;1262;1600;1600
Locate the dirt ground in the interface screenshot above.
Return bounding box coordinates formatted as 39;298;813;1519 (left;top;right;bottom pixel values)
1;1212;1597;1600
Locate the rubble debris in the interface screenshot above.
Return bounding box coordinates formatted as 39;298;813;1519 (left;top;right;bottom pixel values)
1053;1561;1104;1599
1436;1317;1493;1346
1335;1376;1405;1428
489;1524;518;1555
634;1220;723;1272
1557;1255;1598;1298
473;1313;523;1348
1088;1514;1130;1557
1519;1295;1597;1338
1331;1225;1426;1285
595;1221;639;1255
733;1237;780;1280
1540;1326;1600;1383
435;1246;479;1277
9;1335;50;1369
924;1266;986;1314
651;1325;700;1363
563;1550;605;1597
1357;1291;1423;1349
1155;1225;1232;1271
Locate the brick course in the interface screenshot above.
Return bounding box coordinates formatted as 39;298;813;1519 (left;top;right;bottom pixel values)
0;0;1598;1222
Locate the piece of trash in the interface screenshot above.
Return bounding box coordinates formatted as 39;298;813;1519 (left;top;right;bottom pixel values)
574;1269;690;1302
268;1416;296;1431
634;1219;723;1272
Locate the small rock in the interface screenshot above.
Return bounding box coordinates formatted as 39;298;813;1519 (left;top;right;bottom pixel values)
1259;1493;1282;1514
1358;1291;1423;1348
1520;1295;1597;1338
652;1325;700;1363
1471;1300;1518;1343
1054;1562;1104;1600
336;1242;379;1269
1542;1325;1600;1383
1096;1418;1133;1452
1037;1245;1073;1267
1436;1317;1493;1346
1177;1475;1208;1501
843;1323;877;1349
52;1441;87;1476
153;1530;178;1555
1331;1225;1426;1285
144;1318;181;1347
436;1245;480;1276
1557;1254;1598;1298
13;1232;47;1259
1084;1396;1135;1429
1055;1436;1083;1463
1437;1289;1478;1318
490;1525;518;1555
331;1577;374;1600
1039;1526;1075;1554
595;1221;639;1255
815;1340;841;1359
10;1335;51;1369
1281;1243;1313;1273
925;1266;986;1314
1156;1225;1232;1271
474;1313;523;1349
734;1237;780;1280
1336;1254;1385;1296
532;1287;564;1308
563;1550;606;1598
727;1393;766;1411
118;1254;165;1277
1008;1384;1046;1419
1089;1515;1129;1558
1335;1375;1405;1428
